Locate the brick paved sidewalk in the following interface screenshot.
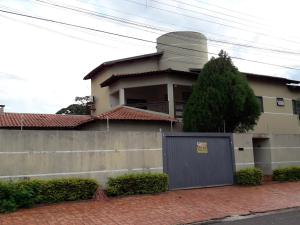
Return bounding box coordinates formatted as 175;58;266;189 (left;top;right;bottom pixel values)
1;182;300;225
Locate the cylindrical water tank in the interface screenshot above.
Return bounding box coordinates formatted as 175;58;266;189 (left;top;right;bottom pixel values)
156;31;208;71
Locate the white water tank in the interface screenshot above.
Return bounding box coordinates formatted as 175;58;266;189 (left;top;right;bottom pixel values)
156;31;208;71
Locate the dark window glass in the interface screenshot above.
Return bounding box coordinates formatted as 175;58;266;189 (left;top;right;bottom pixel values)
182;92;192;102
257;96;264;112
293;100;300;115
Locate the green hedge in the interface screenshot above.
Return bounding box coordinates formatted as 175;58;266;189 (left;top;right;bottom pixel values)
0;178;99;213
106;173;168;196
273;166;300;182
235;168;263;185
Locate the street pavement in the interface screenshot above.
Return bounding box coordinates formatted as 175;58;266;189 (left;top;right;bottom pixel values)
200;208;300;225
1;182;300;225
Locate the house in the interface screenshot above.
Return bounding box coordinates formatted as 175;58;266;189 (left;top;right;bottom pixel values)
1;31;300;177
84;31;300;134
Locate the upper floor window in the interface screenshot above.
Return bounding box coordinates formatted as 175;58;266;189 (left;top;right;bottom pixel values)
256;96;264;112
293;100;300;115
276;97;285;107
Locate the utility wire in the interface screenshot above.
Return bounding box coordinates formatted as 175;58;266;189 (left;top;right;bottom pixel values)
150;0;268;31
124;0;300;45
0;8;299;71
33;0;300;56
191;0;265;21
167;0;267;27
74;0;298;53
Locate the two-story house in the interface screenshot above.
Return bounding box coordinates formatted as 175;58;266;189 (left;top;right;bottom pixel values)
83;31;300;134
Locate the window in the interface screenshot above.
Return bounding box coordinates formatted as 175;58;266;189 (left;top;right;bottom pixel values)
293;100;300;115
126;99;147;109
276;97;285;107
257;96;264;112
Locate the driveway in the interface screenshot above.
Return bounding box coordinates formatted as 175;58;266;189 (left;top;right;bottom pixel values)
1;182;300;225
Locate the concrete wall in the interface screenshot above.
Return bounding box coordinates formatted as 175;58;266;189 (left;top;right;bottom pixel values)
233;133;255;171
81;120;173;132
233;133;300;175
0;130;163;186
2;130;300;185
269;134;300;170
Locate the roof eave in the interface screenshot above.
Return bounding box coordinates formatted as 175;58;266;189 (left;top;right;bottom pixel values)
83;52;163;80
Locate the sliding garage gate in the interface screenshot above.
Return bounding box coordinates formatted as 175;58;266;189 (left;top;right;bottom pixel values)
163;133;235;190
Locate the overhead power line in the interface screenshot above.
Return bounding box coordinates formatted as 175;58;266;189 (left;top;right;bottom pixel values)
124;0;300;45
168;0;264;26
0;8;299;71
32;0;300;56
73;0;299;53
191;0;264;21
150;0;266;30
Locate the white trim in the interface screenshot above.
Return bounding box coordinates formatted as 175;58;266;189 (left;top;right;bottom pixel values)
0;148;162;154
235;162;255;166
272;161;300;164
262;96;292;101
255;161;300;165
0;167;163;179
234;147;253;150
263;112;294;116
254;147;300;150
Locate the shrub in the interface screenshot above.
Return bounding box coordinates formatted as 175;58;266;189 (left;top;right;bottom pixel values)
235;168;263;185
0;178;99;213
273;167;300;182
106;173;168;197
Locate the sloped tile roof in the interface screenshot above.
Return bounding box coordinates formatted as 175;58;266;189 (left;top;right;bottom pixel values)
96;106;176;122
0;107;176;129
0;113;94;129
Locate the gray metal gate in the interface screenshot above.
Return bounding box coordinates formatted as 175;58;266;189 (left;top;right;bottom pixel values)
163;133;235;190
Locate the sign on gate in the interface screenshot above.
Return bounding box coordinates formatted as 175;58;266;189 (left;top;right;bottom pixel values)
196;141;208;154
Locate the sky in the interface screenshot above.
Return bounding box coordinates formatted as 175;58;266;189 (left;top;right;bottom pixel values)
0;0;300;113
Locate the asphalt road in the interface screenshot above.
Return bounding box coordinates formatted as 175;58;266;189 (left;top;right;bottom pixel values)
197;208;300;225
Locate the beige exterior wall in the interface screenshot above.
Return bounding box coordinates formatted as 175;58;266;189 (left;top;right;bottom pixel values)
91;58;159;115
248;78;300;134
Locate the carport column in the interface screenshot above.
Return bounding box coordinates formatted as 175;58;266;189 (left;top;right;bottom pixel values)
167;83;175;117
119;88;125;105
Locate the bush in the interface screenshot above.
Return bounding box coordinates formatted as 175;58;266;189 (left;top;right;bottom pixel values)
273;167;300;182
106;173;168;197
235;168;263;185
0;178;99;213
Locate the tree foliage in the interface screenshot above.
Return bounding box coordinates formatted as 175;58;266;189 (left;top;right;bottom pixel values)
183;50;261;132
56;96;91;115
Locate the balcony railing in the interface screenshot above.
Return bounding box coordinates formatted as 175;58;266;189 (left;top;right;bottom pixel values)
126;101;169;114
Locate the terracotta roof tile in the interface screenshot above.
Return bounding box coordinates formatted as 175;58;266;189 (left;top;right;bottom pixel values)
0;113;93;129
0;107;175;129
96;106;176;122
